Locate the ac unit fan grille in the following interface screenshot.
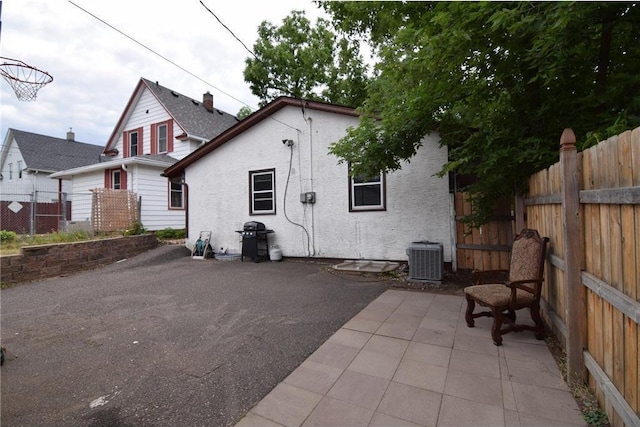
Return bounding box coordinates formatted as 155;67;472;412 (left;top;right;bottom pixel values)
408;244;443;281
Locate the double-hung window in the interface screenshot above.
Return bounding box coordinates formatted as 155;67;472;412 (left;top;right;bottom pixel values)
112;170;122;189
157;123;168;153
250;169;275;214
349;171;386;211
129;131;139;156
169;181;184;209
124;128;142;157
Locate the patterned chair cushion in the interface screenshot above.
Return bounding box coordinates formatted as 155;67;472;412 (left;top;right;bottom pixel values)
509;235;543;284
464;284;535;307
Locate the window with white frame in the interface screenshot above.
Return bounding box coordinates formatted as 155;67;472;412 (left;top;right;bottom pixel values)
349;172;386;211
129;130;139;156
169;181;184;209
17;161;22;178
112;170;122;189
157;123;168;153
250;169;275;214
8;163;12;180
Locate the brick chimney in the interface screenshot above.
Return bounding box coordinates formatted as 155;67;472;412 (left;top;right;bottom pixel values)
67;128;75;141
203;91;213;112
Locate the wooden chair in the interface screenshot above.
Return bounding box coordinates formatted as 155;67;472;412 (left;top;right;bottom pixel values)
464;229;549;346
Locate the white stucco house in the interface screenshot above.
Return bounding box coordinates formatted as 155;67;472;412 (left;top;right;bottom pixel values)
163;97;454;263
50;78;238;231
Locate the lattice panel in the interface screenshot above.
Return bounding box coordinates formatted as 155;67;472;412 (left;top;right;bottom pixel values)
91;188;139;232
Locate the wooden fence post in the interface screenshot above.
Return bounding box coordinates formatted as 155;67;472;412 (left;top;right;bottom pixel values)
560;128;586;383
514;192;525;233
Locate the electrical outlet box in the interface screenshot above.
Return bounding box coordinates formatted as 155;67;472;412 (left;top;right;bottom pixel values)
300;192;316;204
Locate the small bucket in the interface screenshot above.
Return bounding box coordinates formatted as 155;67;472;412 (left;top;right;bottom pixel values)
269;245;282;262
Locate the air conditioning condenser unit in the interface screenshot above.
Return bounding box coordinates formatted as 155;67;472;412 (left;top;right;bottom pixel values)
406;241;443;282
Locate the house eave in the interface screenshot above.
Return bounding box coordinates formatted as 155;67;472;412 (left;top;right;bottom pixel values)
50;157;175;180
163;97;359;178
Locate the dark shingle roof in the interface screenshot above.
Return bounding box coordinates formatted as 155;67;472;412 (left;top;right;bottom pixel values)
142;78;238;140
10;129;104;173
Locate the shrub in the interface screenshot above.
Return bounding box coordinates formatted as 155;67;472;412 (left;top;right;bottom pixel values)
0;230;18;243
124;222;147;236
155;228;185;240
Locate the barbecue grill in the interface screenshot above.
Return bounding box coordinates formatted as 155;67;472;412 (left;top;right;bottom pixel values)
236;221;273;262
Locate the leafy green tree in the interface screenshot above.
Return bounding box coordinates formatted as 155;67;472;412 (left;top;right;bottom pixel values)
236;105;254;120
244;10;369;107
324;2;640;226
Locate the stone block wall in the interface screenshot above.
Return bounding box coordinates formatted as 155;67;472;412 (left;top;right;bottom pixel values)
1;234;158;285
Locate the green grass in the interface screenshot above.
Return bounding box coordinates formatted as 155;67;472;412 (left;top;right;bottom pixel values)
1;230;101;255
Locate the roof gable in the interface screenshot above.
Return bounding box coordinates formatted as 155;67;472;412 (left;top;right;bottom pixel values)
105;78;238;151
163;97;358;178
7;129;104;173
142;78;238;140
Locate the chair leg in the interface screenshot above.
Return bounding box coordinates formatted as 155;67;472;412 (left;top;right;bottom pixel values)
465;295;476;327
491;307;504;346
530;304;545;340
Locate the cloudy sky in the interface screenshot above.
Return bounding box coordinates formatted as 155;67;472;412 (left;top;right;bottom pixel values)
1;0;328;146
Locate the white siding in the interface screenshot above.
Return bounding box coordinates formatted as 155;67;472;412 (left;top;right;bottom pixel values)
68;172;104;222
1;136;72;202
130;164;184;231
185;106;452;262
112;89;191;161
67;165;184;230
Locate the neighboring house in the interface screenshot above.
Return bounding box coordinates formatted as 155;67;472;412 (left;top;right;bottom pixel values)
164;97;454;263
1;128;103;199
0;128;104;233
50;78;239;231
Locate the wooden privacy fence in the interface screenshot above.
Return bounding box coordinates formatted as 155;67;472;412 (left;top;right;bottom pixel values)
91;188;139;233
520;127;639;427
454;193;514;271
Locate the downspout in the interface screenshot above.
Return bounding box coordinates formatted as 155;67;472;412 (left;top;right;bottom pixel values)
307;117;315;255
182;180;189;236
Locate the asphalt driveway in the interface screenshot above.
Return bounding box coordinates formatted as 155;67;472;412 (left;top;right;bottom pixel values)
1;245;390;427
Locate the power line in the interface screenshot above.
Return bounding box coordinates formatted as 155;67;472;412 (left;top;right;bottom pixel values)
67;1;248;108
67;1;300;132
198;1;259;62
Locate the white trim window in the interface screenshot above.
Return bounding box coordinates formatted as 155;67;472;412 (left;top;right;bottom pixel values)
250;169;275;214
130;131;139;156
169;181;184;209
17;161;22;178
112;170;122;189
350;172;386;211
157;123;168;153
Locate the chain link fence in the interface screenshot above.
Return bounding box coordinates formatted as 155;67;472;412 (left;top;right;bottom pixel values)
1;190;70;234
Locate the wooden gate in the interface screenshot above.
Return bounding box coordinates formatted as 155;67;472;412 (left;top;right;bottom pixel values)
454;192;514;271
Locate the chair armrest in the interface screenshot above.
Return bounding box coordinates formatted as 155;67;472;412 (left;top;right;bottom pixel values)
473;269;509;285
505;278;544;307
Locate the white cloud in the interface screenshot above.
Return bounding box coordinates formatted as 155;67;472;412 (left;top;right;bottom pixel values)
1;0;327;145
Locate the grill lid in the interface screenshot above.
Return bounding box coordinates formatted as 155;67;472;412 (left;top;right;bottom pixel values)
243;221;265;231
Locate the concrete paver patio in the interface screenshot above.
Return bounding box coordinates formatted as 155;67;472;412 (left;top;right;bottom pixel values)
236;289;586;427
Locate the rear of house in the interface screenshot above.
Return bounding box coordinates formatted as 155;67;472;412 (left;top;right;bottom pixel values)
165;97;453;263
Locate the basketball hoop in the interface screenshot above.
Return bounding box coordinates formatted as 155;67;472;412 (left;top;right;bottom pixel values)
0;57;54;101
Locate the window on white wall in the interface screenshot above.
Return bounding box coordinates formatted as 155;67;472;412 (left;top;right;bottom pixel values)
169;181;184;209
112;170;122;189
130;131;139;156
250;169;275;214
8;163;12;180
349;172;386;211
17;161;22;178
157;124;168;153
